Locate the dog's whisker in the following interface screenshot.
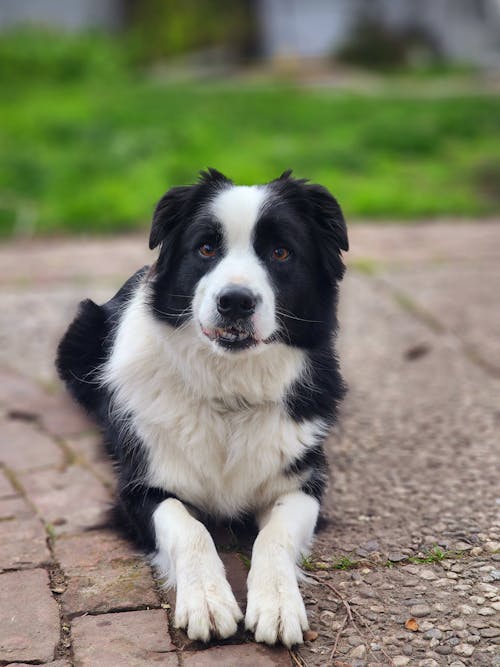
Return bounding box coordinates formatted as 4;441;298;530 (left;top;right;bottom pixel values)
276;309;324;324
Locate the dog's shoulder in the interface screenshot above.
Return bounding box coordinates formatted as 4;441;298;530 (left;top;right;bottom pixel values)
55;266;149;415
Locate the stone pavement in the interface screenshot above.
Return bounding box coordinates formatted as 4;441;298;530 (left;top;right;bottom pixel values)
0;222;499;667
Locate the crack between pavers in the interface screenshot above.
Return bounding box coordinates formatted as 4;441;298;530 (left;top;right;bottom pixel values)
65;602;162;619
45;537;75;665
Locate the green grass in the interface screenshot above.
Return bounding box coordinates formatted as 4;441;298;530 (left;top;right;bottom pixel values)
407;545;460;564
1;30;500;237
301;554;359;571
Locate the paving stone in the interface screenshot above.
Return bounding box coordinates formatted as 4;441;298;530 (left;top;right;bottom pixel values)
65;432;104;463
0;470;16;498
182;643;292;666
0;419;63;471
0;368;52;414
55;529;141;570
0;496;51;569
20;464;111;533
39;393;91;438
220;551;250;611
54;530;158;616
62;560;158;617
382;262;500;373
0;569;59;663
72;610;176;666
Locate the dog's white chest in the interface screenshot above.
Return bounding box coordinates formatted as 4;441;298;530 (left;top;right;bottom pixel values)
134;394;320;517
103;291;323;517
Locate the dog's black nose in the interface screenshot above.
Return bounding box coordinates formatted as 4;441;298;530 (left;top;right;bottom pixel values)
217;286;256;319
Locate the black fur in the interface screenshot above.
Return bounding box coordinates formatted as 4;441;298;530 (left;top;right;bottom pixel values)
56;169;347;550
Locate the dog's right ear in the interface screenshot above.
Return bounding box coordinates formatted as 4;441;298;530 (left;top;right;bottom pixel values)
149;186;192;250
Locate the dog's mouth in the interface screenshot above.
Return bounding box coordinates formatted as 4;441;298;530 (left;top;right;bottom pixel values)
201;325;257;351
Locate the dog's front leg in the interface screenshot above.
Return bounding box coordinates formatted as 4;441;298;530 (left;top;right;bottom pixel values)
245;491;319;647
153;498;242;641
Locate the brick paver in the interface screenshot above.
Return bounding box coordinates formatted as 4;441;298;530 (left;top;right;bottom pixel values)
0;569;59;663
20;464;111;534
0;419;64;471
72;610;176;666
0;496;50;569
56;531;158;617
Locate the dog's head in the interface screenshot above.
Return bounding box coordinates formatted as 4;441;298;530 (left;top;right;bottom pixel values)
148;169;348;353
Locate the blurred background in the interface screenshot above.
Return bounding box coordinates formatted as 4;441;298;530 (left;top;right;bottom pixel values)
1;0;500;237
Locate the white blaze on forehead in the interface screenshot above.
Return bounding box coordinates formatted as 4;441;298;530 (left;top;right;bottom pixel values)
211;185;269;249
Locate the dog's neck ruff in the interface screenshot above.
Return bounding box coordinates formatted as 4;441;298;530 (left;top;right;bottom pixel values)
103;283;306;411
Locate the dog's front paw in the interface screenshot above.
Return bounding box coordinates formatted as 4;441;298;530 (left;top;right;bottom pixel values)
175;567;243;642
245;555;308;647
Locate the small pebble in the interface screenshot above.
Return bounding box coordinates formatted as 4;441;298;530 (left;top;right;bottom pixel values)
435;645;452;655
392;657;410;667
477;606;495;615
319;610;336;626
388;551;409;562
470;595;485;604
449;662;466;667
491;601;500;611
410;604;431;617
480;627;500;638
419;620;434;632
450;618;466;630
419;569;437;581
459;604;474;615
349;644;366;659
424;628;442;640
348;635;364;647
454;643;475;657
303;629;318;642
485;540;500;553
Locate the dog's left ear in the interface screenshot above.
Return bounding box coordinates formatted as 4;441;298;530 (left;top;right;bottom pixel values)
149;185;193;250
307;183;348;280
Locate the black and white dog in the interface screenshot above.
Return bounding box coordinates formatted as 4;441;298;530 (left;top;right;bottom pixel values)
56;169;348;647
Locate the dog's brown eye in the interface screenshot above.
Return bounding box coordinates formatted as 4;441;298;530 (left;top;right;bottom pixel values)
199;243;217;258
272;247;291;261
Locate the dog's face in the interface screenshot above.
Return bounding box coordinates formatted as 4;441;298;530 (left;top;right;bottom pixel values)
149;170;348;353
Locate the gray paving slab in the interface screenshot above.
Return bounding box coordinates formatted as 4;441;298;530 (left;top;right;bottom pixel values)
380;262;500;375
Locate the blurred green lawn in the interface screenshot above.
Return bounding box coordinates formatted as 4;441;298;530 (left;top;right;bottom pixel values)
1;30;500;236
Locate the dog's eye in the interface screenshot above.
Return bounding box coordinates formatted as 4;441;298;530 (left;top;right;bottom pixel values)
272;247;291;261
199;242;217;258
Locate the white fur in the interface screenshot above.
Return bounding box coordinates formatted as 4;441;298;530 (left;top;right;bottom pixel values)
103;285;326;518
152;498;242;641
194;185;276;342
245;491;319;647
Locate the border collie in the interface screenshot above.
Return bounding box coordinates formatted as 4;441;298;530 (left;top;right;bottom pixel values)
56;169;348;647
